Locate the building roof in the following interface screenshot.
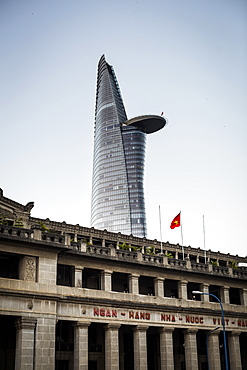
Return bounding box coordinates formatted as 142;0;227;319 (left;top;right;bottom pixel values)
123;115;167;134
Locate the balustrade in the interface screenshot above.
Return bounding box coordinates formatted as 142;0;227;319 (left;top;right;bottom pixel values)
1;225;247;280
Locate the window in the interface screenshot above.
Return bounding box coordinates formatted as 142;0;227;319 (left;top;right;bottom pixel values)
82;268;101;290
229;287;241;305
164;279;179;298
0;252;19;279
187;282;201;300
57;264;73;287
139;276;155;295
209;285;221;302
56;321;74;351
112;272;129;292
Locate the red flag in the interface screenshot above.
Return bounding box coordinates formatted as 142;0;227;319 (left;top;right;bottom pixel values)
170;213;181;229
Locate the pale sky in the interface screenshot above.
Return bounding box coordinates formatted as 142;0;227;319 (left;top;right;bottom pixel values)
1;0;247;258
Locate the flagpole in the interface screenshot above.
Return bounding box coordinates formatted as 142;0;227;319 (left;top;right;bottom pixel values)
203;215;206;264
180;210;184;260
159;205;163;254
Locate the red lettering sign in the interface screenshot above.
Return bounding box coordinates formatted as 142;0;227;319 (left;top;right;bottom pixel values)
161;314;176;322
213;317;229;326
129;311;150;320
94;308;118;318
186;316;204;324
238;320;247;327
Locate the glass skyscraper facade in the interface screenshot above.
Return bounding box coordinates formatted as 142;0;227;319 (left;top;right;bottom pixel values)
91;55;167;237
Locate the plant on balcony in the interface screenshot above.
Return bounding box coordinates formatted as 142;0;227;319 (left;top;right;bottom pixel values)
36;221;60;234
130;246;142;252
210;260;218;266
14;218;24;228
118;242;131;251
165;252;173;258
145;246;156;255
0;214;8;225
37;221;50;232
228;260;239;269
83;239;92;246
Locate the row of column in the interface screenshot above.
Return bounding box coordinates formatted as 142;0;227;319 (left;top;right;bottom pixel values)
73;323;243;370
74;268;247;305
14;317;243;370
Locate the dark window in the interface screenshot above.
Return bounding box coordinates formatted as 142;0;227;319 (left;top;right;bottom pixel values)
55;321;74;351
139;276;154;295
164;279;179;298
55;360;69;370
197;330;206;355
199;256;206;264
57;264;73;287
147;328;159;370
123;331;134;369
229;287;241;305
209;285;221;302
88;361;98;370
189;255;197;262
240;332;247;370
82;268;101;290
112;272;129;292
218;260;227;267
187;282;201;300
0;315;16;370
0;252;19;279
88;323;103;353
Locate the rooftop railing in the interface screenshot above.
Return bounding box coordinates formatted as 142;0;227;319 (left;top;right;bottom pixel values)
1;224;247;279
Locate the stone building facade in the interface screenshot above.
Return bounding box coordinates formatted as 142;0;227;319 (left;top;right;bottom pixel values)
0;189;247;370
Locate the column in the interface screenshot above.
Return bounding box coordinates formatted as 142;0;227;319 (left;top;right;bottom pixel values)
73;321;90;370
159;327;174;370
183;328;198;370
128;274;139;294
154;277;164;297
220;286;230;304
15;317;37;370
133;325;148;370
178;280;187;300
207;331;221;370
240;288;247;306
73;267;83;288
35;317;56;369
200;283;209;302
228;331;242;370
104;323;121;370
31;224;42;240
101;270;112;291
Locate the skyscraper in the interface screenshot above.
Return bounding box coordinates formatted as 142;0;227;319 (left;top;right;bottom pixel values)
91;55;167;237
